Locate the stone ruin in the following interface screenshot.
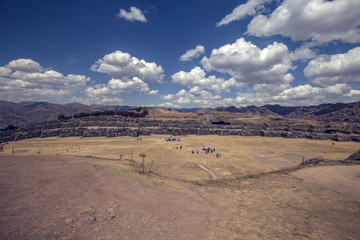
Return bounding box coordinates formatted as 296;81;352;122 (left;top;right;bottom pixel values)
345;149;360;161
300;157;334;166
299;149;360;167
1;116;360;143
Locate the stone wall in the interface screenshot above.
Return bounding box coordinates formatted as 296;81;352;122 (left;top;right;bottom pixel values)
1;117;360;143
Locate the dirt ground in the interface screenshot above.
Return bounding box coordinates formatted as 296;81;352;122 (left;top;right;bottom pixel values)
292;165;360;201
1;135;360;239
0;155;218;240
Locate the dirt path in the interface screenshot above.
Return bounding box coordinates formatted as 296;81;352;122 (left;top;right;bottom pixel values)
0;155;218;240
197;164;218;180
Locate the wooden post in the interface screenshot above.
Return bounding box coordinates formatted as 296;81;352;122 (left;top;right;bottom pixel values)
12;147;14;154
302;157;305;166
148;160;154;173
141;157;145;174
130;151;133;161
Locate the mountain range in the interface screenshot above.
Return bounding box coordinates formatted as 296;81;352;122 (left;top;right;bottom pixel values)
214;102;360;122
0;101;131;128
1;100;359;128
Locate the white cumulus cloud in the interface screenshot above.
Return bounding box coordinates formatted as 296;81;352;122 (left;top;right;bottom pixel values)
179;45;205;61
304;47;360;86
162;94;174;100
159;87;222;108
91;50;164;83
85;77;152;98
117;6;147;22
291;45;317;61
6;58;44;73
87;50;162;104
220;83;358;107
148;90;159;95
0;66;12;76
200;38;294;84
217;0;272;27
344;90;360;97
271;83;357;105
0;59;90;103
247;0;360;44
275;84;322;102
83;76;159;105
171;66;244;93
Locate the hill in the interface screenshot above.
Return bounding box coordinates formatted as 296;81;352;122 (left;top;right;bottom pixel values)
1;101;360;128
0;101;133;128
263;102;360;122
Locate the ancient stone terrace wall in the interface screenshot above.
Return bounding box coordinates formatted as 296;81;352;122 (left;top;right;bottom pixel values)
1;117;360;143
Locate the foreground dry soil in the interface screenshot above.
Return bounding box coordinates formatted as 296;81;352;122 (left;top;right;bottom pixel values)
0;135;359;239
0;155;218;240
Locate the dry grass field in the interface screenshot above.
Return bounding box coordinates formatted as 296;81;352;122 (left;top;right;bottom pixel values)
2;135;358;181
1;135;359;239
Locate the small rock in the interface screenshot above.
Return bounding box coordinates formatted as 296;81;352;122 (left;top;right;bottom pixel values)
88;216;96;222
65;218;74;225
103;215;116;222
87;208;96;215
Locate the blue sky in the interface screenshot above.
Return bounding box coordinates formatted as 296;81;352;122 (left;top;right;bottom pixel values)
0;0;359;107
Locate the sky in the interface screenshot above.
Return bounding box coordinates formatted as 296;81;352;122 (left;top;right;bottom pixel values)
0;0;359;108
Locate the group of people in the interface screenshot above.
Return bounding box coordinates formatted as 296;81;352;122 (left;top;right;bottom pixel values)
191;147;222;158
165;137;181;142
165;136;222;158
167;136;182;150
172;145;182;150
202;147;215;154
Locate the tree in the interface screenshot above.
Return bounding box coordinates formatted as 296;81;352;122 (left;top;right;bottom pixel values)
0;124;17;131
57;114;68;120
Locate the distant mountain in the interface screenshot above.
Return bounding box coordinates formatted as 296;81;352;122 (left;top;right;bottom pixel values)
215;105;278;116
262;104;298;116
89;104;132;112
213;102;360;122
1;101;359;128
0;101;134;128
0;101;94;128
237;105;277;116
175;107;208;113
215;106;238;113
263;102;360;122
